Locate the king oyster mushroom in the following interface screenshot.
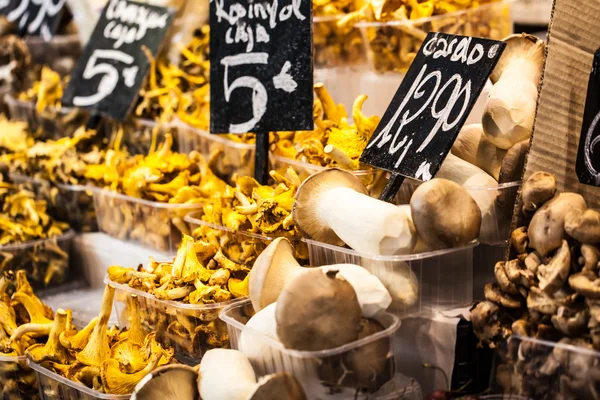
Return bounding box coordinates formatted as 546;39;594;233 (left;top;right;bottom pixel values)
483;33;545;150
132;365;199;400
410;178;481;250
293;168;417;255
248;237;395;314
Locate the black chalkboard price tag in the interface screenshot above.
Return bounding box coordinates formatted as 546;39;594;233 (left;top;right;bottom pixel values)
576;48;600;187
0;0;66;39
360;32;506;202
210;0;314;183
62;0;174;122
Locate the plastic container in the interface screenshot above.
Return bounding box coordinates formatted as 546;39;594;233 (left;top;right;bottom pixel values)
10;173;97;233
314;15;367;69
0;355;39;400
91;188;203;253
492;335;600;400
357;1;513;74
0;230;75;290
396;179;521;246
270;154;387;197
28;360;129;400
176;120;255;182
107;277;243;365
305;239;476;318
221;299;407;399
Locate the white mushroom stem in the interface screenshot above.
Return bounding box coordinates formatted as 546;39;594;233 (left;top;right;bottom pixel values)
199;349;257;400
451;124;507;180
239;303;280;361
315;187;417;255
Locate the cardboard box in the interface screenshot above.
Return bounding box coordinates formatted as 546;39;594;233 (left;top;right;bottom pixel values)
522;0;600;208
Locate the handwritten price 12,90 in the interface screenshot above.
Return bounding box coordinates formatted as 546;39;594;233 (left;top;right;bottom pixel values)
72;49;139;107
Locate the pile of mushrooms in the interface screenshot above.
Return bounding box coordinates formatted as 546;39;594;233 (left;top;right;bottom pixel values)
132;349;306;400
471;171;600;398
434;33;544;242
294;168;481;255
227;238;398;397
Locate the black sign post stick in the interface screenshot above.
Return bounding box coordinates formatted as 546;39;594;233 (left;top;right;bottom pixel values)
210;0;314;185
361;32;506;203
62;0;174;122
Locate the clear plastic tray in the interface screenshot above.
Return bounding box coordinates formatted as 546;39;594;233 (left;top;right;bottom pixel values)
91;187;203;253
175;120;255;183
10;173;97;233
493;335;600;400
107;277;244;365
270;154;388;197
0;230;75;290
0;355;40;400
220;299;408;399
28;359;129;400
396;179;521;246
357;1;513;74
314;15;367;69
305;239;476;318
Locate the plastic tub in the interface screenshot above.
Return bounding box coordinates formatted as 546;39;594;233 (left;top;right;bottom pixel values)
493;335;600;400
396;179;521;246
10;173;97;233
270;154;387;197
107;277;243;365
314;15;367;69
221;299;406;399
91;188;203;253
0;230;75;290
305;239;477;318
0;355;39;400
357;1;513;74
176;120;255;182
28;360;129;400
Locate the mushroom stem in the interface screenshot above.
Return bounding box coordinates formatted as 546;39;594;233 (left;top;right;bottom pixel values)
314;187;416;255
324;144;359;170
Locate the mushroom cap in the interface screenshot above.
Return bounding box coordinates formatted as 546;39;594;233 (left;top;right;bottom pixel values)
410;179;481;250
565;209;600;245
198;349;257;400
248;373;306;400
528;193;587;256
490;33;545;84
498;139;529;184
293;168;368;246
521;171;556;213
248;238;301;312
132;365;199;400
276;268;362;351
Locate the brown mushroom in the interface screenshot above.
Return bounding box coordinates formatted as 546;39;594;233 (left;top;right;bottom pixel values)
498;139;530;184
528;193;587;256
537;240;571;294
471;301;507;346
494;262;519;295
551;306;590;337
521;171;557;214
579;244;600;274
275;268;362;351
524;252;542;274
248;373;306;400
410;178;481;250
527;287;558;315
511;227;528;254
504;259;535;288
569;272;600;299
131;364;199;400
565;209;600;245
484;283;522;309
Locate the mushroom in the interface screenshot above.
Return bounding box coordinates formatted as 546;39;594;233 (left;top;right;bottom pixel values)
451;123;507;180
471;301;506;345
579;244;600;273
565;209;600;245
484;283;522;309
77;285;115;367
276;268;362;351
101;351;163;395
482;33;545;149
528;193;587;256
568;272;600;299
59;317;98;351
239;303;280;361
410;178;481;250
524;252;542;274
527;287;558;315
198;349;306;400
551;306;590;336
511;227;528;254
494;262;519;295
293;169;417;255
521;171;556;214
249;238;392;316
25;309;71;364
131;364;199;400
498;139;530;184
537;240;571;294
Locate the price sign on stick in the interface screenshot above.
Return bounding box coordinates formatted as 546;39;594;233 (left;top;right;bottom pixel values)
210;0;314;183
0;0;66;40
360;32;505;202
62;0;174;122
